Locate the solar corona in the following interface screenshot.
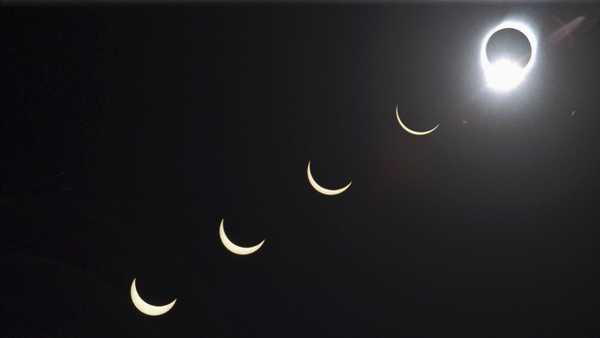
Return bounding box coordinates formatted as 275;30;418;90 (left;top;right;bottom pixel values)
480;21;538;92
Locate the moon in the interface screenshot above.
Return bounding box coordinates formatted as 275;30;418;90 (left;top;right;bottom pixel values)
306;161;352;196
480;20;538;92
395;106;439;136
130;278;176;316
219;219;265;256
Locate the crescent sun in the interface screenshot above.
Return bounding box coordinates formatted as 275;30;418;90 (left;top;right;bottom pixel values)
306;161;352;196
130;278;176;316
395;106;439;136
219;219;265;256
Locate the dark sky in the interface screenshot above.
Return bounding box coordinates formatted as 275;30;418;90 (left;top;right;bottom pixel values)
3;3;600;338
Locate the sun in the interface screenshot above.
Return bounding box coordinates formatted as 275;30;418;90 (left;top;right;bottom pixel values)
484;58;526;92
480;21;538;93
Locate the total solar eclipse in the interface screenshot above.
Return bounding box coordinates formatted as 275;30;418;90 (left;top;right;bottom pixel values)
5;5;600;338
480;21;538;92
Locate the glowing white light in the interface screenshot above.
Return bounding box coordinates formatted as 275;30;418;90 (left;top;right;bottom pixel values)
485;58;525;92
480;21;538;93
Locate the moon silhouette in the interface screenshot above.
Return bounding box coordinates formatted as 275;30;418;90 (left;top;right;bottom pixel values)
480;20;538;92
219;219;265;256
395;106;439;136
306;161;352;196
130;278;176;317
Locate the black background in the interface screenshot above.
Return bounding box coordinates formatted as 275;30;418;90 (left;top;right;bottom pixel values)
3;3;600;338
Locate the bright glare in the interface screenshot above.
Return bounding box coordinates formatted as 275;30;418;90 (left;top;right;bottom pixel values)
480;21;538;93
484;58;525;92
